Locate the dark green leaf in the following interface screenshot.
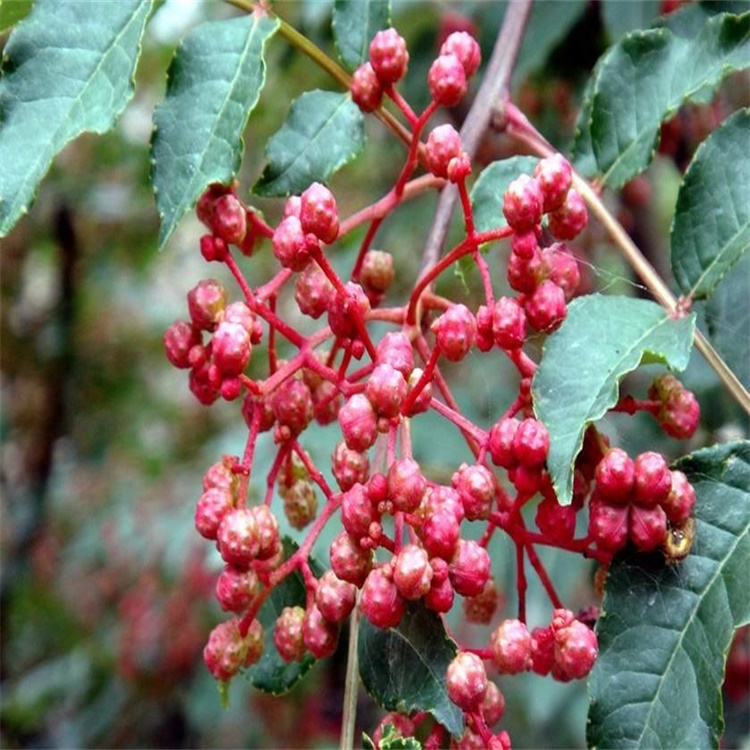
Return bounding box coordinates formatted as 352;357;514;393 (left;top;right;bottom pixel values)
253;90;365;197
533;295;695;506
241;538;321;694
572;10;750;188
358;600;464;738
0;0;33;32
0;0;151;237
150;12;279;249
601;0;662;42
470;156;539;234
671;108;750;301
332;0;390;71
587;441;750;749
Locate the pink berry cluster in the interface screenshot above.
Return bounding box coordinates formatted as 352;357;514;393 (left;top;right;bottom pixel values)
163;26;700;744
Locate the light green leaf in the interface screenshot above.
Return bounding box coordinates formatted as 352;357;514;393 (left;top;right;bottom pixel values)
253;90;365;197
150;12;279;249
572;9;750;188
588;441;750;749
533;295;695;506
671;108;750;301
0;0;152;237
332;0;390;71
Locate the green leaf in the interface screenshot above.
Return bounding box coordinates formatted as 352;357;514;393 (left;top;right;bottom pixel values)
363;725;423;750
0;0;152;237
332;0;390;71
572;10;750;188
671;108;750;301
241;538;320;694
150;12;279;250
253;90;365;197
0;0;33;32
358;600;464;738
587;441;750;749
601;0;662;42
470;156;539;234
533;295;696;506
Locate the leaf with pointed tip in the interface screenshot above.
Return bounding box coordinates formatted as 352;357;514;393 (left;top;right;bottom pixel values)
0;0;151;237
470;156;539;233
587;440;750;749
358;600;464;738
533;295;695;506
333;0;390;71
671;108;750;302
150;12;279;249
253;90;365;197
572;9;750;188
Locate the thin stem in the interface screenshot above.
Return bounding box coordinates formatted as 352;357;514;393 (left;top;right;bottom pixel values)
340;594;361;750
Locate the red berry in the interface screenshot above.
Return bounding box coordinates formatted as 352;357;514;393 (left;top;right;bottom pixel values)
503;174;544;232
533;154;573;213
588;496;629;552
303;604;339;659
212;193;247;245
488;417;520;469
420;485;465;522
195;487;234;540
449;539;490;597
525;279;567;332
649;374;700;439
366;362;408;419
241;394;275;433
369;28;409;84
300;182;339;244
387;458;427;513
282;480;318;530
203;455;237;493
215;565;261;613
271;378;314;438
200;233;228;262
535;493;577;543
432;303;477;361
351;62;383;112
547;188;587;240
452;462;494;521
341;483;379;541
553;616;598;680
330;531;373;587
633;451;672;506
393;544;433;600
513;418;550;468
187;279;227;331
203;617;250;681
273;215;311;271
315;570;357;623
338;393;378;452
426;124;464;179
481;681;506;726
361;566;406;629
662;470;696;523
541;243;581;301
629;504;667;551
462;577;500;624
212;320;252;376
530;625;555;675
217;507;261;568
425;572;455;613
360;249;395;299
428;54;467;107
189;365;220;405
509;464;546;496
507;246;543;293
274;606;307;663
252;504;281;560
327;282;371;340
490;619;532;674
510;229;539;260
404;368;433;415
376;331;415;377
420;508;461;560
332;441;370;492
446;651;488;711
439;31;481;77
295;262;335;319
164;320;201;369
492;296;527;350
196;183;230;228
595;448;635;503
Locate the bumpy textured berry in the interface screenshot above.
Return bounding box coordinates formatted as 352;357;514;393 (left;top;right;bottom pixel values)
376;331;415;377
330;531;373;587
488;417;520;469
272;378;313;438
387;458;427;513
588;496;629;552
203;617;251;681
282;480;318;530
432;304;477;361
509;464;545;496
633;451;672;506
446;651;488;711
369;28;409;84
217;507;261;568
449;539;491;597
361;566;406;629
535;492;577;543
165;320;201;368
510;229;539;260
252;504;281;560
195;487;234;540
295;262;335;319
351;62;383;112
196;183;231;228
203;455;237;493
405;368;433;415
327;281;371;340
242;394;275;433
503;174;544;232
492;296;527;350
552;616;598;681
215;565;261;613
507;246;543;293
425;572;455;613
332;441;370;491
303;604;339;659
452;463;494;521
426;124;464;179
513;418;550;468
440;31;481;77
393;544;433;600
533;154;573;213
420;508;461;560
366;362;408;418
662;470;696;523
428;54;468;107
189;365;220;405
462;577;500;624
595;448;635;503
274;606;307;663
541;243;580;300
341;483;378;541
212;321;252;376
212;193;247;246
421;485;465;522
300;182;339;244
649;374;700;439
547;189;588;240
530;625;555;675
629;504;667;551
272;215;311;271
525;279;567;332
360;250;395;299
490;618;532;674
188;279;227;331
338;393;378;452
312;380;343;426
315;570;357;623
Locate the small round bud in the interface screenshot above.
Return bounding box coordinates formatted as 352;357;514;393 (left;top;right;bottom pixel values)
446;651;488;711
376;331;415;378
462;577;500;624
164;320;201;369
525;280;567;332
426;124;463;179
361;566;406;629
360;250;395;298
629;504;667;551
428;54;468;107
533;154;573;213
595;449;635;503
387;458;427;513
503;174;544;232
195;487;234;540
547;189;588;240
633;451;672;506
351;62;383;112
188;279;227;331
553;617;598;681
215;565;261;613
330;531;373;587
203;618;249;681
295;262;335;319
393;544;433;600
303;604;339;659
332;441;370;492
488;417;520;469
212;321;252;376
282;480;318;530
217;508;261;568
273;215;311;271
492;297;527;350
490;619;532;674
274;606;307;663
439;31;481;77
339;393;378;452
432;303;477;361
366;362;408;418
271;378;314;437
452;463;494;521
300;182;339;244
369;28;409;84
449;539;491;597
662;470;696;523
212;193;247;245
315;570;357;623
513;418;550;468
588;496;629;552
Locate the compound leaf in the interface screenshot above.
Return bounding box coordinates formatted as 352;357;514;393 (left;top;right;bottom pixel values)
358;600;464;738
0;0;151;237
254;90;365;197
587;441;750;749
572;9;750;188
332;0;390;71
671;108;750;301
533;295;695;506
151;12;279;249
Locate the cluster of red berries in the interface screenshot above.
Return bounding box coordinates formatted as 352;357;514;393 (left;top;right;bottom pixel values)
164;24;701;747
